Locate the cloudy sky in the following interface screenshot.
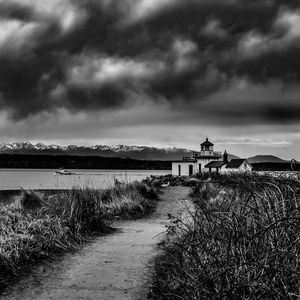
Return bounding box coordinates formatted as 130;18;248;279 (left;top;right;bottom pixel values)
0;0;300;159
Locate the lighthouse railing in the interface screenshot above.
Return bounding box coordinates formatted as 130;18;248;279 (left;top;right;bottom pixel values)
194;151;222;158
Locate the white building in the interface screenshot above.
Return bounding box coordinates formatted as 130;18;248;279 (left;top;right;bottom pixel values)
172;157;198;176
223;159;253;173
172;138;223;176
205;158;253;173
171;138;253;176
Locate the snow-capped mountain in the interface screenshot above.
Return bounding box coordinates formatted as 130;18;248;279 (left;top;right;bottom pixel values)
0;142;194;160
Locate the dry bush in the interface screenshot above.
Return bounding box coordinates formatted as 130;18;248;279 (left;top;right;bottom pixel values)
190;181;221;205
0;204;81;279
46;188;105;234
100;181;158;219
150;174;300;299
19;189;43;210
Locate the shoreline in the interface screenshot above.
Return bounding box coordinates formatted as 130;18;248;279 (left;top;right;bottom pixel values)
0;169;170;193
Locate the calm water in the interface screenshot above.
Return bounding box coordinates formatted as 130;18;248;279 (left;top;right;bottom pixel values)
0;169;170;190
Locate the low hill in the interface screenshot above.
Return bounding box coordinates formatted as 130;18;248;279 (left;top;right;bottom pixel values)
252;162;300;171
247;155;285;164
228;153;240;161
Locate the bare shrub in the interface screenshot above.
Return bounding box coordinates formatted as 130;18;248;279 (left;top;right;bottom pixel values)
19;189;43;210
100;181;159;219
190;181;220;207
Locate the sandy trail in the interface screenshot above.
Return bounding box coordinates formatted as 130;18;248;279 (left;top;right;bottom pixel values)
1;186;194;300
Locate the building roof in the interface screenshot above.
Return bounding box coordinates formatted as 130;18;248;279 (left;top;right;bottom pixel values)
226;159;250;169
205;161;227;168
172;159;197;163
201;138;214;146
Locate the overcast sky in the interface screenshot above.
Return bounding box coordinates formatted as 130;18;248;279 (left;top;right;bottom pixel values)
0;0;299;159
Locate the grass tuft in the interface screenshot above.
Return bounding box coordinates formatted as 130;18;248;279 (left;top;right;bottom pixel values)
100;181;158;219
19;189;43;210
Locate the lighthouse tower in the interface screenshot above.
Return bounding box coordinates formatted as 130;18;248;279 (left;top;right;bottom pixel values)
194;138;222;172
201;137;214;151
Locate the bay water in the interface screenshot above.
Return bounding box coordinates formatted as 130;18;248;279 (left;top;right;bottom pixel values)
0;169;170;191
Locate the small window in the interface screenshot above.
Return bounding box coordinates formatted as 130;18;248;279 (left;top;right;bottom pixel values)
189;165;193;176
178;165;181;176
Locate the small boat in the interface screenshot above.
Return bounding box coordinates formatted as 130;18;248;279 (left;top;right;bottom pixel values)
54;168;72;175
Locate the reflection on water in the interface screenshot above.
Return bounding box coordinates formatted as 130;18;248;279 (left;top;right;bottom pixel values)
0;169;170;190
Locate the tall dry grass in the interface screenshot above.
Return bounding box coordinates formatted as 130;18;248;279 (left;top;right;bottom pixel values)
0;181;158;288
150;173;300;299
100;180;158;219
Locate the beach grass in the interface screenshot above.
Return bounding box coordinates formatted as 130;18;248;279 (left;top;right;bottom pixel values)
0;181;158;288
150;173;300;299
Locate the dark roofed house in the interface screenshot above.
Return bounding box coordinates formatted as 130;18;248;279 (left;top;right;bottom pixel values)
205;161;227;174
225;159;253;172
204;158;253;174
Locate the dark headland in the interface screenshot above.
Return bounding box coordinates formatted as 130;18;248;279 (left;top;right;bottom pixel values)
0;154;171;170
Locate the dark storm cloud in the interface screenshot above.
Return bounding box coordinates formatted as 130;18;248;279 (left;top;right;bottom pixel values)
0;0;300;124
263;105;300;123
66;84;126;111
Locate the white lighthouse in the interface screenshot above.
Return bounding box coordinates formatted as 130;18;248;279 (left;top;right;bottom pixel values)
172;138;223;176
195;138;223;173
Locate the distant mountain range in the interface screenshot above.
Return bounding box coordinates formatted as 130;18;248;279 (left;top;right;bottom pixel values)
0;142;194;160
0;142;288;162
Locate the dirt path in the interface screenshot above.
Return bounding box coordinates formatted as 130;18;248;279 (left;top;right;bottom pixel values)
1;186;194;300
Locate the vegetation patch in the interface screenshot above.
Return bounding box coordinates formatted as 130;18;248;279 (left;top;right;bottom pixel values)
150;173;300;299
0;181;158;290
